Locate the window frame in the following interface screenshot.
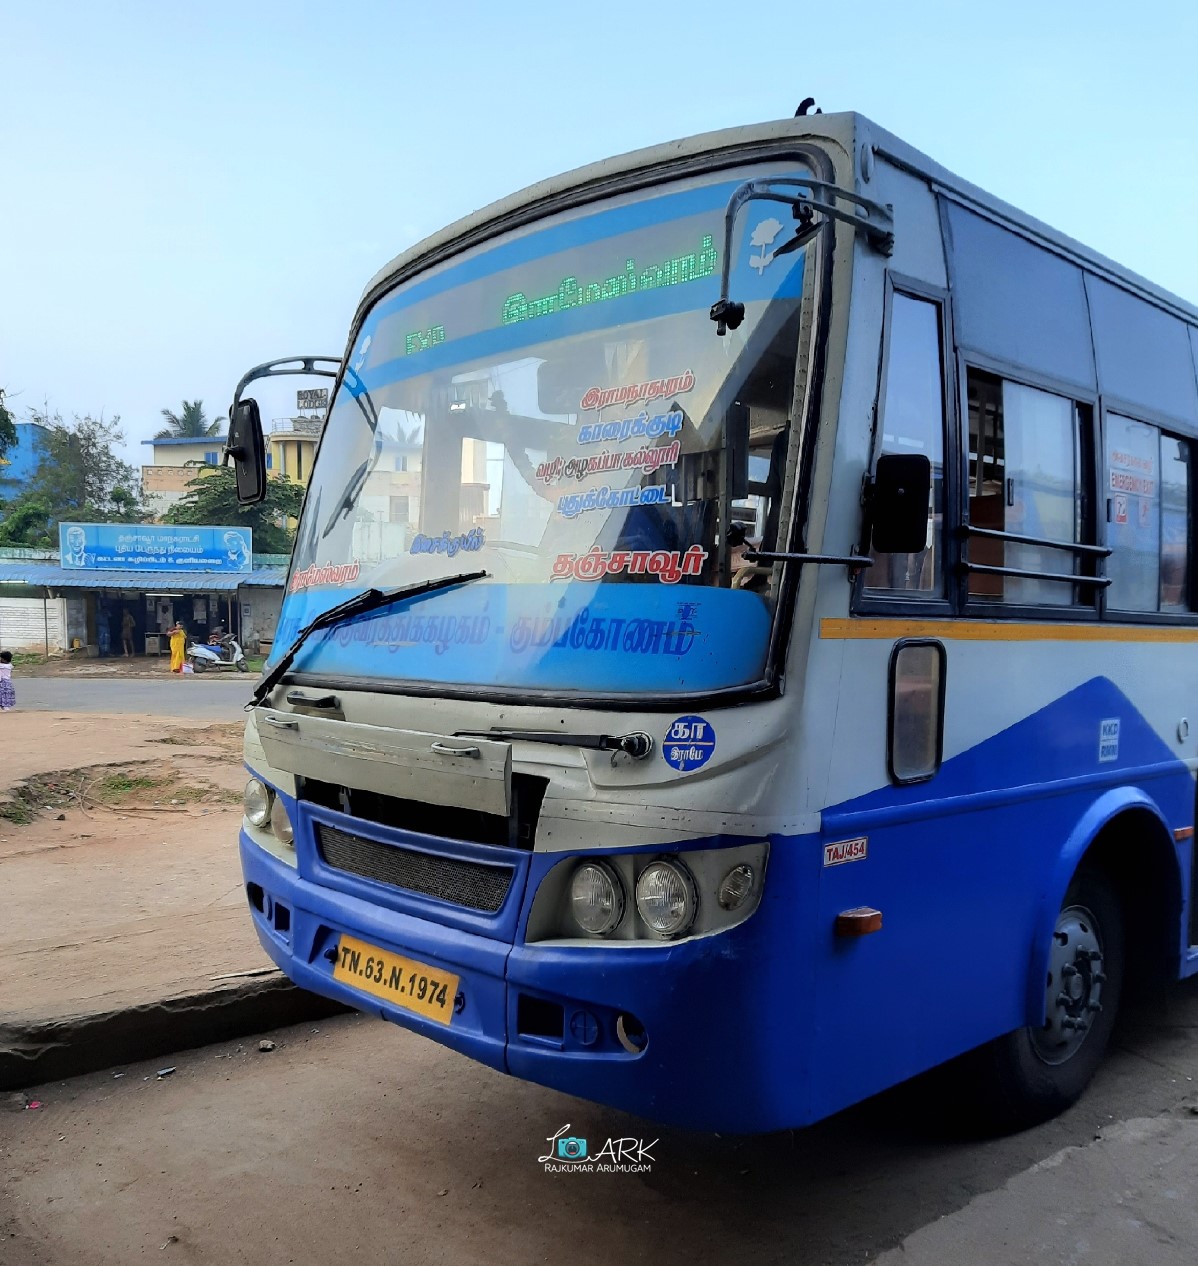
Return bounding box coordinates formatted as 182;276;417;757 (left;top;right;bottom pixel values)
886;637;947;786
854;273;958;618
287;139;844;713
1098;400;1197;624
956;358;1104;621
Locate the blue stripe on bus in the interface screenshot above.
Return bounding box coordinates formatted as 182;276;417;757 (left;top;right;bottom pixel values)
352;256;806;394
365;176;791;323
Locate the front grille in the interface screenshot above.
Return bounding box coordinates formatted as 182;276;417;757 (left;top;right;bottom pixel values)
316;823;514;913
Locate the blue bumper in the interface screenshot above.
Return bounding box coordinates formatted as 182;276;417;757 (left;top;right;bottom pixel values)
239;822;806;1133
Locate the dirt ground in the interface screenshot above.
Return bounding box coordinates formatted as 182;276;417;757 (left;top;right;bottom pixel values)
5;988;1198;1266
0;713;269;1027
0;712;242;799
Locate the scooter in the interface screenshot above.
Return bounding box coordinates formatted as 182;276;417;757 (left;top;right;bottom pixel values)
187;632;249;673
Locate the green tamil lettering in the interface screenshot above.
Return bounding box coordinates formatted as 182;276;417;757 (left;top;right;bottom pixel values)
500;235;716;326
558;277;579;309
404;324;446;356
502;293;528;325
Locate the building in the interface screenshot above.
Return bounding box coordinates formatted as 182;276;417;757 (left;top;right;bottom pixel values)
140;434;227;517
268;415;323;486
0;524;286;657
0;421;50;498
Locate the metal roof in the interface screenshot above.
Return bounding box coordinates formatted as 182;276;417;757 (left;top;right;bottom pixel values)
140;435;228;447
361;111;1198;331
0;563;285;592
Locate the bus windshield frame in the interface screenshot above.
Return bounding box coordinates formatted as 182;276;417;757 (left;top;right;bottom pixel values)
276;151;832;708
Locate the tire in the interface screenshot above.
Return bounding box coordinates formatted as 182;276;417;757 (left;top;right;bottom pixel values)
190;656;207;673
236;657;249;672
961;867;1124;1133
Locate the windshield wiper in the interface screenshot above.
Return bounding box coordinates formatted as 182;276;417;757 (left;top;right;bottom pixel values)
247;570;489;711
454;728;654;760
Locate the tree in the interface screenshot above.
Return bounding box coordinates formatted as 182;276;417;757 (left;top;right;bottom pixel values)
0;388;15;460
164;466;304;553
156;399;224;440
34;410;144;521
0;494;54;548
0;410;147;546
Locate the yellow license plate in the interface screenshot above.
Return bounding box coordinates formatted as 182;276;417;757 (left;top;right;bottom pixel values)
332;934;459;1026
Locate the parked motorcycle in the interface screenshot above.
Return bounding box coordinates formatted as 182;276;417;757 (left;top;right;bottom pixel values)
187;632;249;673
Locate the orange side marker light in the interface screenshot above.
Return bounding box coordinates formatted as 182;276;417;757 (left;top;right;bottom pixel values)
835;907;883;937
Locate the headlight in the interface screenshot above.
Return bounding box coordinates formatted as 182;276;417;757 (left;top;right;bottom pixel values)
270;796;295;847
243;778;272;827
635;860;697;937
569;861;624;935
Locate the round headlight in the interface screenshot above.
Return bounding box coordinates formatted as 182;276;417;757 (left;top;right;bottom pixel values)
635;860;697;937
243;778;272;827
270;795;294;847
717;863;756;911
569;862;624;936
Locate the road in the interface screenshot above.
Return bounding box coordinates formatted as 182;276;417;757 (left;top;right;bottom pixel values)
4;983;1198;1265
17;676;250;720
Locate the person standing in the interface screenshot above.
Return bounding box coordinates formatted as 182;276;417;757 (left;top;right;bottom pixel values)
121;608;136;658
0;650;15;711
169;622;187;674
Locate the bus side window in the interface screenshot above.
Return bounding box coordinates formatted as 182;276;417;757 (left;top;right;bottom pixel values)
864;293;945;595
966;369;1092;607
1106;416;1193;614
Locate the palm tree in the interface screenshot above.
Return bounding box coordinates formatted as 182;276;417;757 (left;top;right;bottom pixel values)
156;400;224;440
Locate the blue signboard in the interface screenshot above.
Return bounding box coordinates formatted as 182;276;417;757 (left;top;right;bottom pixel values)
58;523;253;572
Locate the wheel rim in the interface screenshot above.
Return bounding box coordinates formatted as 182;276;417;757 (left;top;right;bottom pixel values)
1031;902;1107;1066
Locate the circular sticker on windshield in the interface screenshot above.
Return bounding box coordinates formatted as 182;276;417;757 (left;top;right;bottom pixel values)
663;716;716;772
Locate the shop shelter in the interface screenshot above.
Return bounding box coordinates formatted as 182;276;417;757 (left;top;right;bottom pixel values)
0;526;285;657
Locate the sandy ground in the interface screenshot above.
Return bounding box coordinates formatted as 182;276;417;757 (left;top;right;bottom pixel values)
0;711;241;793
0;714;268;1026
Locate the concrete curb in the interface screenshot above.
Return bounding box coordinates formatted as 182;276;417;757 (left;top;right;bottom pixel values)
0;975;348;1091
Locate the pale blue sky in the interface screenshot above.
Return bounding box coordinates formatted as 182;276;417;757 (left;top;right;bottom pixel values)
2;0;1195;469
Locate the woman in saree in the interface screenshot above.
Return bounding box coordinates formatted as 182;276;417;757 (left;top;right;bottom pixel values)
169;622;187;673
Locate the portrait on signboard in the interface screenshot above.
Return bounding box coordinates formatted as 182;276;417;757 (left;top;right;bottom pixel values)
223;530;250;569
62;525;91;568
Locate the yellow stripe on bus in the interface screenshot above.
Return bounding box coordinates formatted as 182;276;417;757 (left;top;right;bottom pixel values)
819;618;1198;644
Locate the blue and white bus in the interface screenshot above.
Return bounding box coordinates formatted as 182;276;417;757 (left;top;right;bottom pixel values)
229;109;1198;1133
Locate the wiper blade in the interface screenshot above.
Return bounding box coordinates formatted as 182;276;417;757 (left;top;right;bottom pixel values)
247;570;489;711
455;728;654;760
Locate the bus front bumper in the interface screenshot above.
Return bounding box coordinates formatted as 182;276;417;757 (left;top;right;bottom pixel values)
239;832;796;1133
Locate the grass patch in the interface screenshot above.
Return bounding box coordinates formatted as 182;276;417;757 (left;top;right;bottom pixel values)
90;768;238;807
96;772;159;798
0;798;35;825
0;758;242;827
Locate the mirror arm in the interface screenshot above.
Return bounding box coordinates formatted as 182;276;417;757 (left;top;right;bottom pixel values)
228;356;342;427
745;548;873;574
710;179;895;334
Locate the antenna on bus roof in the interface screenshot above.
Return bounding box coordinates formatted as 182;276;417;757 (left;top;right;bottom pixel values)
795;98;822;117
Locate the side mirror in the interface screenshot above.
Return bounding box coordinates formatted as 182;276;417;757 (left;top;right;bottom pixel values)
870;453;931;554
225;398;267;505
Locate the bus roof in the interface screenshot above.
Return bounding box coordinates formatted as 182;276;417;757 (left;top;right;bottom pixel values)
360;111;1198;330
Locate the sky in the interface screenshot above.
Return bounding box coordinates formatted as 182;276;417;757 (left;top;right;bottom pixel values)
2;0;1196;473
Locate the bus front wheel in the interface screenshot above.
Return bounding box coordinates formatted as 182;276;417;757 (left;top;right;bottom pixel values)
971;867;1124;1132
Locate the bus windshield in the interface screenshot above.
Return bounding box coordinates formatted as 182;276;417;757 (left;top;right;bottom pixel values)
278;160;816;697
